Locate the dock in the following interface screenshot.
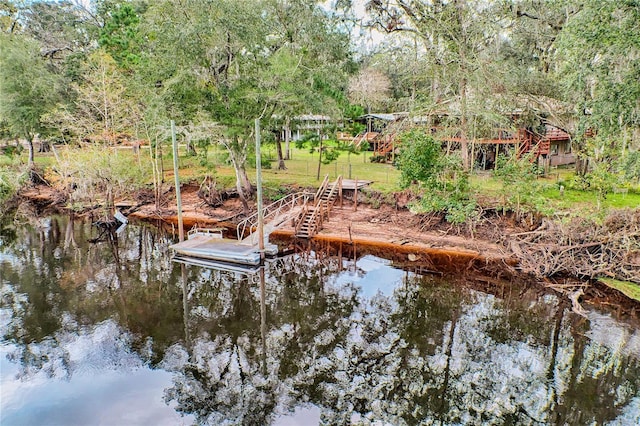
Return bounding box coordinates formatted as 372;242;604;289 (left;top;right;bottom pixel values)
170;176;344;265
170;228;278;266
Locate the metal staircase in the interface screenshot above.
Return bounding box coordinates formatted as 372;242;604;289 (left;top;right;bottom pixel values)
295;175;342;238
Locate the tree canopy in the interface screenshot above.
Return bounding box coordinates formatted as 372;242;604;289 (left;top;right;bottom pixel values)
0;0;639;197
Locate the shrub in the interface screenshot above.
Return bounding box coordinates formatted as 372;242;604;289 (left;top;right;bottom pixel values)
54;146;151;207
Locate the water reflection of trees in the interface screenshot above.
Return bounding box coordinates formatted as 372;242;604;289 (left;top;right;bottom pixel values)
169;254;640;425
2;218;640;425
2;215;183;376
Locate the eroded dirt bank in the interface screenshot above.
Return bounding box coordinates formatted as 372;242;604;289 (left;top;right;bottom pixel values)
13;183;640;319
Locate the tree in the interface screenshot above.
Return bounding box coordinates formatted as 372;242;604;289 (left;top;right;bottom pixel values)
348;66;391;113
493;154;546;218
396;130;443;188
364;0;505;171
396;130;476;224
0;33;61;166
98;1;143;70
555;0;640;170
47;49;139;145
140;0;353;211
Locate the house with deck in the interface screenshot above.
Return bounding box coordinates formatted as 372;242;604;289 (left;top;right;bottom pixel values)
337;110;575;170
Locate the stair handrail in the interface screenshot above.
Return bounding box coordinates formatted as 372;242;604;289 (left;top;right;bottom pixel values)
293;204;308;236
317;175;342;217
314;174;330;201
303;202;323;237
294;176;343;238
236;191;312;241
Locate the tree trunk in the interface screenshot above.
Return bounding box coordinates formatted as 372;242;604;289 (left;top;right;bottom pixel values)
231;156;250;214
456;0;470;171
276;132;286;170
226;137;253;214
240;164;253;196
284;117;291;160
26;136;35;167
38;140;51;153
459;77;470;171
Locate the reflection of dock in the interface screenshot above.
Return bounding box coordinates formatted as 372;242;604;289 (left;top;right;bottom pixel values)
172;254;261;274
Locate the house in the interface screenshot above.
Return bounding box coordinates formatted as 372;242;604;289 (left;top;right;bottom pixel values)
280;114;332;142
337;109;576;170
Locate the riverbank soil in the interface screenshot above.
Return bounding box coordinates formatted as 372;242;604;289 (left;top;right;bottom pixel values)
14;183;640;318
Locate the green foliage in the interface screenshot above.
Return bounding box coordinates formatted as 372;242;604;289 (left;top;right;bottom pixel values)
0;33;61;141
556;1;640;153
98;2;142;70
1;142;23;159
396;130;442;189
320;146;341;165
585;162;618;207
296;133;341;165
493;154;548;215
0;165;27;207
54;146;151;206
620;151;640;184
397;130;476;224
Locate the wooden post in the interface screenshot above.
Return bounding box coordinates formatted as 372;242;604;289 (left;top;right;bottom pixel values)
255;119;265;261
171;120;184;242
354;177;358;212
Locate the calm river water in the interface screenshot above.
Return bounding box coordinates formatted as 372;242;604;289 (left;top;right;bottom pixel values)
1;215;639;425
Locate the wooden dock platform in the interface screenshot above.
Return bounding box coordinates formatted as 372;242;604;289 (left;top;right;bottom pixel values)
170;230;278;266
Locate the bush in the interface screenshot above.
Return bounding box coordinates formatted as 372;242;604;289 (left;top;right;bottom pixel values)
396;130;477;224
54;146;151;206
493;154;545;216
0;165;28;211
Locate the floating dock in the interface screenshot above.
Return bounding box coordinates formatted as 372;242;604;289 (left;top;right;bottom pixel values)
170;228;278;266
170;178;342;266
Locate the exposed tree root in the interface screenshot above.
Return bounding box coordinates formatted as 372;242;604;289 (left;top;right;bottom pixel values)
505;210;640;283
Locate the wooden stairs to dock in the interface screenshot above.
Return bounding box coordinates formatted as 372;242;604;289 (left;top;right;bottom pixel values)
295;175;342;239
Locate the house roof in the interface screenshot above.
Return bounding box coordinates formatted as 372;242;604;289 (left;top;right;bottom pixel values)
294;114;331;121
358;112;408;121
544;124;571;141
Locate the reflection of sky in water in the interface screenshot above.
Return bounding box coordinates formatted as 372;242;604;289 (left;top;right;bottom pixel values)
0;317;193;426
333;255;405;297
1;345;189;426
1;334;318;426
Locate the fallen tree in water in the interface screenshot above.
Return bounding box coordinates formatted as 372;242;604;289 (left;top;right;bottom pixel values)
506;209;640;284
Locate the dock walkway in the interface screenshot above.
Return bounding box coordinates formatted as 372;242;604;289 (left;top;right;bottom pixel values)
170;177;343;265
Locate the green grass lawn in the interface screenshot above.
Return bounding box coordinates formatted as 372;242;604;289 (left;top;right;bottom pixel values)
174;145;401;193
16;144;640;212
598;278;640;302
